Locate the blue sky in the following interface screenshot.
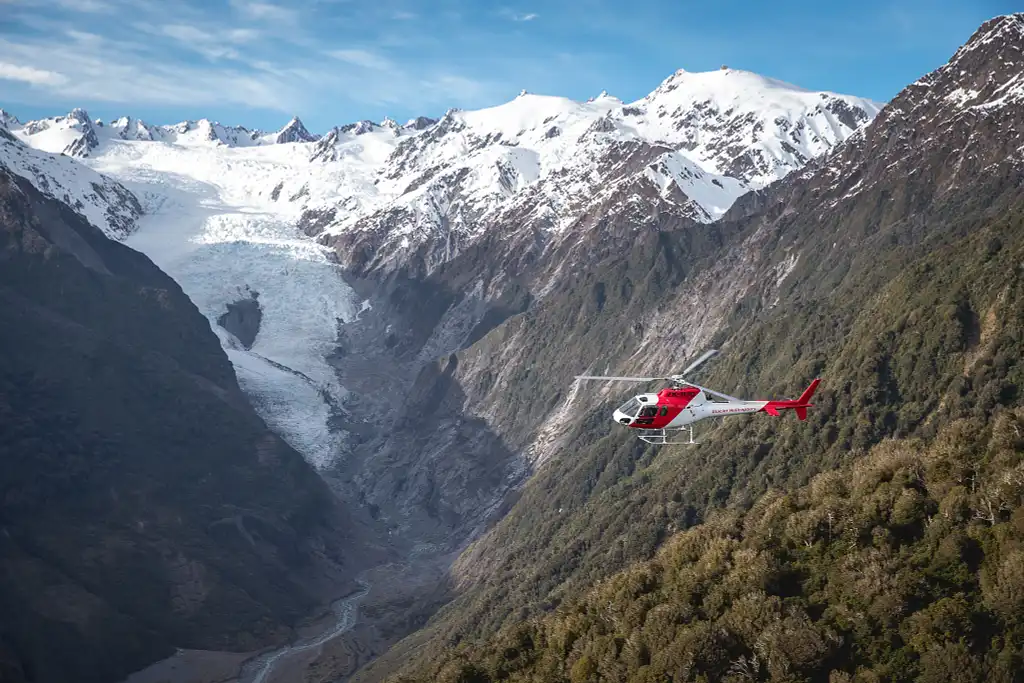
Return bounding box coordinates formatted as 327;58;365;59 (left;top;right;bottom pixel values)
0;0;1017;133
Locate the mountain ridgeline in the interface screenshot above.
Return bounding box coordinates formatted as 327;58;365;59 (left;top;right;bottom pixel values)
0;167;381;683
338;13;1024;683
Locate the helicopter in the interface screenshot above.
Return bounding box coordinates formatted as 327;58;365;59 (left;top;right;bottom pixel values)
575;349;820;445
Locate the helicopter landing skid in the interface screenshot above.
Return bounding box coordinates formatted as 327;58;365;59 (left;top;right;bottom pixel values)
637;426;699;445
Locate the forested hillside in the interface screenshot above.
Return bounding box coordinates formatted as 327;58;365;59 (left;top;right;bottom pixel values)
351;14;1024;683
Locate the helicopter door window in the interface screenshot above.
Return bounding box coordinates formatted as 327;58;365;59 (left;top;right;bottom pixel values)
639;406;657;418
618;398;642;416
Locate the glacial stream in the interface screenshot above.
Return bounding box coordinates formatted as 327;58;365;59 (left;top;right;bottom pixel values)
237;582;370;683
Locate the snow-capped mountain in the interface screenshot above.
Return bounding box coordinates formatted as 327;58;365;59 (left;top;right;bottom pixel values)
0;109;21;129
4;66;881;277
15;107;101;158
0;126;141;238
274;116;319;144
12;111;329;153
297;69;881;275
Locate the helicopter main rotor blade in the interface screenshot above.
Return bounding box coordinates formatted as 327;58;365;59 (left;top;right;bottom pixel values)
575;375;665;382
680;380;742;403
680;349;719;376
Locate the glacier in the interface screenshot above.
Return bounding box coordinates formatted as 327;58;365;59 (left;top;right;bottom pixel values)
89;150;359;470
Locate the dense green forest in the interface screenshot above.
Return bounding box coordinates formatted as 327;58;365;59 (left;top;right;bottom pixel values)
404;409;1024;682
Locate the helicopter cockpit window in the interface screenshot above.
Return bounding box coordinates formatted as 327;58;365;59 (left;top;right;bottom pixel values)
618;397;642;416
638;406;658;418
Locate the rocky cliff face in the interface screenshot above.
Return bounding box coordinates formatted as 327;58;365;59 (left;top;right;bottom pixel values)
0;167;381;683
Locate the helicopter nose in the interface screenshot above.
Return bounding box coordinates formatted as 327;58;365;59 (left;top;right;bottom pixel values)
613;410;632;425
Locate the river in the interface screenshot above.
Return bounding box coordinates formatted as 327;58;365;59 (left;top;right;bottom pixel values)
237;581;370;683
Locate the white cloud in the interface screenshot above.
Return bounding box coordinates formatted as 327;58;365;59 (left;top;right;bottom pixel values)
423;73;496;101
500;9;539;22
328;48;393;71
229;0;296;24
0;61;67;86
65;29;105;45
0;2;516;122
161;24;216;43
129;22;263;61
54;0;114;12
226;28;261;43
0;39;297;111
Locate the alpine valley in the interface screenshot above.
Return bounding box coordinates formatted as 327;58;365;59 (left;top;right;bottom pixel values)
2;11;1023;683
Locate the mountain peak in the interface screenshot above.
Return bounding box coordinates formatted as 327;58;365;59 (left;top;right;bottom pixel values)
655;66;815;96
403;116;437;131
275;115;317;143
339;119;377;135
957;12;1024;54
941;12;1024;73
806;11;1024;214
902;11;1024;114
0;109;19;128
67;107;92;124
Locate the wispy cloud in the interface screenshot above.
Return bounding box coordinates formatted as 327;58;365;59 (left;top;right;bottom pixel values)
130;22;262;61
0;0;588;129
65;29;105;45
54;0;114;12
0;61;67;86
229;0;297;24
328;48;393;70
0;33;299;111
499;8;538;22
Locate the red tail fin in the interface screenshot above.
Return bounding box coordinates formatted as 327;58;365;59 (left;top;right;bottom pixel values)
797;378;820;405
759;378;820;420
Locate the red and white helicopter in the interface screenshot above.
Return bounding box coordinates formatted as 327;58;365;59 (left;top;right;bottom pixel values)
576;349;820;445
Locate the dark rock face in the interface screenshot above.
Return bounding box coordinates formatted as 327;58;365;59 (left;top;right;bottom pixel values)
0;169;377;683
403;116;438;131
217;288;262;349
274;117;318;144
60;108;100;158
